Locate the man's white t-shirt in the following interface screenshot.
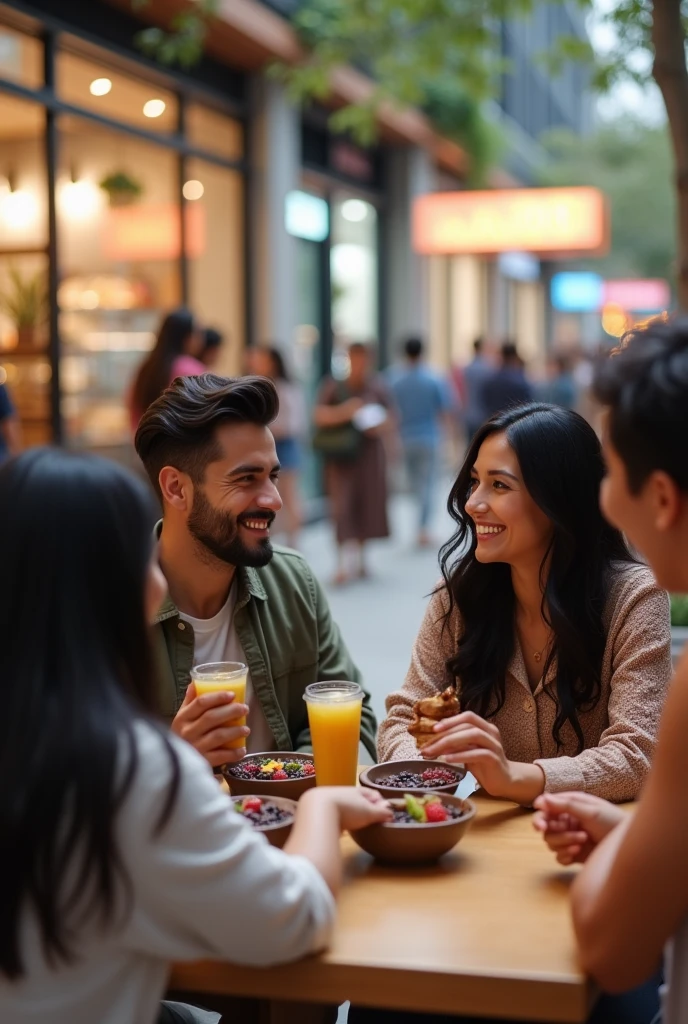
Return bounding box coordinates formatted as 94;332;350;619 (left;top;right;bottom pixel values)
180;584;275;753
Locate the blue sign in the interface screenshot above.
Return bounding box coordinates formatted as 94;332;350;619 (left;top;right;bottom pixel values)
285;190;329;243
498;251;540;282
551;272;603;313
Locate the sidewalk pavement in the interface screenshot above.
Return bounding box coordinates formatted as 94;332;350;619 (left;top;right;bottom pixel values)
297;486;456;749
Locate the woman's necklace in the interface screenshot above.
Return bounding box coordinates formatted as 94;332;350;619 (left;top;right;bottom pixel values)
533;641;548;664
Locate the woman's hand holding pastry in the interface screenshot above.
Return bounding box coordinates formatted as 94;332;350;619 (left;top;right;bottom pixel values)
421;711;545;805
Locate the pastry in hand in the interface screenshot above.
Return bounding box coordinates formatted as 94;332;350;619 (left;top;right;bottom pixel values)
408;687;459;751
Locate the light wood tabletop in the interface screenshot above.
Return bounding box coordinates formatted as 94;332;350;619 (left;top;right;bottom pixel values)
170;791;593;1023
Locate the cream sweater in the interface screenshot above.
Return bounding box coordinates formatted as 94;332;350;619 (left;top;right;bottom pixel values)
378;564;672;801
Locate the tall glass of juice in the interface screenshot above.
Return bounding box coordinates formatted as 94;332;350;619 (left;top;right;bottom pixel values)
303;681;363;786
191;661;247;750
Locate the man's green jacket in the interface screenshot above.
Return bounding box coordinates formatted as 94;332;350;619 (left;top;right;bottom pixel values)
152;545;378;758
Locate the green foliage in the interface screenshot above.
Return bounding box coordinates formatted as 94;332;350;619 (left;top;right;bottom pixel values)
0;267;47;328
99;171;144;203
671;594;688;627
423;79;505;186
133;0;219;69
539;120;675;283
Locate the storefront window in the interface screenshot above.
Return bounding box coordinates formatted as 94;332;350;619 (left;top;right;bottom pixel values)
0;24;42;88
57;51;178;136
0;14;247;458
0;92;50;445
186;156;244;376
58;116;181;461
330;194;378;344
187;103;243;161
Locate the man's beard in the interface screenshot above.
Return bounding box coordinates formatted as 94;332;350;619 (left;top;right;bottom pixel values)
187;488;275;568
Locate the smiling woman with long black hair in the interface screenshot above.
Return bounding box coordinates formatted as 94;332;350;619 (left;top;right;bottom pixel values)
0;448;389;1024
378;403;672;805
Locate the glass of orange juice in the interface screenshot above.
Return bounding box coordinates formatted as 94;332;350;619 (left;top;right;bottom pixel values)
303;681;363;786
191;661;247;750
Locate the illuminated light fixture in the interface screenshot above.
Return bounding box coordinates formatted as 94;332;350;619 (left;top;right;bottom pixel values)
601;302;630;338
143;98;166;118
89;77;112;97
341;199;368;223
59;178;101;221
0;184;37;231
80;289;100;310
182;179;204;201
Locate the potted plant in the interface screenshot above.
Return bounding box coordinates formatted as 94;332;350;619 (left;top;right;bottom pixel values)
99;171;144;207
0;266;47;349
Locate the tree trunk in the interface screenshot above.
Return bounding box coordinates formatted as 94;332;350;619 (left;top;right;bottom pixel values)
652;0;688;309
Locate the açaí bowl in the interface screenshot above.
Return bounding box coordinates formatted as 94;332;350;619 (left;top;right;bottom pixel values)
222;750;317;800
350;793;476;865
232;794;297;849
359;759;466;799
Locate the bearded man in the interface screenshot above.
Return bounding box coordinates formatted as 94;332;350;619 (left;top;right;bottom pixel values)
135;373;377;767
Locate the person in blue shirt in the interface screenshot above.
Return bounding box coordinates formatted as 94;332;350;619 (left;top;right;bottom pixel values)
0;383;19;463
388;337;453;547
460;336;494;441
482;341;533;419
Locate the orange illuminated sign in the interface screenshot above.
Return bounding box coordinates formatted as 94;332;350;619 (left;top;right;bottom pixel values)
413;187;608;256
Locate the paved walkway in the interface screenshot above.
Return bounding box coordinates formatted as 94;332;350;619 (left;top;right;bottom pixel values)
297;486;456;750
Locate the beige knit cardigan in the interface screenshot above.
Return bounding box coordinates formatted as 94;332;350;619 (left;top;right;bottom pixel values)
378;564;672;801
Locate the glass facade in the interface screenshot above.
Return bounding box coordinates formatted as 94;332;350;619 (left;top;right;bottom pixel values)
0;11;245;463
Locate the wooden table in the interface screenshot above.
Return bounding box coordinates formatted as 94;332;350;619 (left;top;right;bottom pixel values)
170;792;593;1022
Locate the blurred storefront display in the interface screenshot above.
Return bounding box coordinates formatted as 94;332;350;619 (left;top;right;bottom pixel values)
0;3;245;464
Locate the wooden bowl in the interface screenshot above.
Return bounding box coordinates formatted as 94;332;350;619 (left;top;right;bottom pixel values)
350;794;476;865
359;760;466;799
231;795;297;849
222;751;317;800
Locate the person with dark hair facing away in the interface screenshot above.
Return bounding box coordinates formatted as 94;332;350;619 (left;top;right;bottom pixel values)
129;308;204;429
135;373;378;768
199;326;224;370
459;336;493;441
388;336;453;547
0;447;391;1024
481;340;533;419
533;318;688;1024
249;345;306;548
379;402;671;806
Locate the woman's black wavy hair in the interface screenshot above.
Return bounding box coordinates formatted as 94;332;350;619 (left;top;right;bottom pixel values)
439;402;635;751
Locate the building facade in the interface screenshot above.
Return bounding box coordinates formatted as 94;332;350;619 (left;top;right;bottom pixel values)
0;0;591;466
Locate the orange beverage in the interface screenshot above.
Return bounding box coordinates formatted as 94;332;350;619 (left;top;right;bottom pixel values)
191;661;247;750
303;682;363;786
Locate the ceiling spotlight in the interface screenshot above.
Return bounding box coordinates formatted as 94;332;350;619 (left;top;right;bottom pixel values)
143;99;166;119
341;199;368;223
182;179;204;201
89;78;112;97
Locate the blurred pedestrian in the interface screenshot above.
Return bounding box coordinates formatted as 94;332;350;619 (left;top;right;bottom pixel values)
482;341;533;419
128;308;204;429
388;337;453;547
460;337;493;441
0;382;20;463
249;345;306;549
313;342;393;584
539;354;578;410
199;326;223;370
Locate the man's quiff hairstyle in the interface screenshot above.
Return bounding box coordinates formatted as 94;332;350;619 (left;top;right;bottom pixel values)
135;373;279;499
